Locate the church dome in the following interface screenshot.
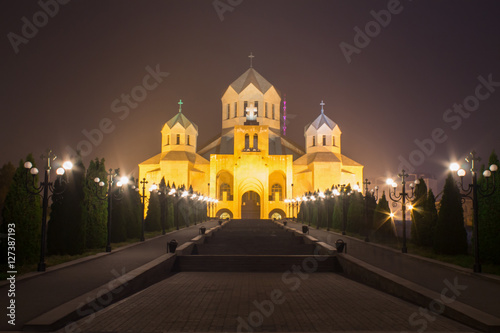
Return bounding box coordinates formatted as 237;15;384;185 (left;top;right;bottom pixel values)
164;100;198;131
166;111;198;131
229;68;273;94
304;102;337;132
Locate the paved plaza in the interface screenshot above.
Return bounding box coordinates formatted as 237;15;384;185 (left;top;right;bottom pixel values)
61;271;476;332
2;219;498;332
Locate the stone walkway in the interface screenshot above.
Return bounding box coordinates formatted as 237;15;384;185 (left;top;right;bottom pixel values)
62;272;477;332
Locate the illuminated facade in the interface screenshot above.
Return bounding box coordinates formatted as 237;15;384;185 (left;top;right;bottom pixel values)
139;67;363;219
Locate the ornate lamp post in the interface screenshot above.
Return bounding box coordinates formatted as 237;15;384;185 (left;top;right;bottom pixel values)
387;170;416;253
363;178;378;242
450;151;498;273
93;169;128;252
24;150;73;272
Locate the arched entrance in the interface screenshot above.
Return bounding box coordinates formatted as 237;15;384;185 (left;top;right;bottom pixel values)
241;191;260;219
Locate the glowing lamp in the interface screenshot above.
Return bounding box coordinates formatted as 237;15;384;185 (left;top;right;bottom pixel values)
56;167;65;176
94;177;100;183
457;169;466;177
99;181;105;187
490;164;498;172
483;170;492;178
63;161;73;170
450;163;460;172
120;176;129;185
386;178;394;186
24;161;33;169
30;168;39;175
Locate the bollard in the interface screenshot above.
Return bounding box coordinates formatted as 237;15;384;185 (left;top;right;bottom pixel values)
335;239;346;253
199;226;206;235
167;239;178;253
302;225;309;234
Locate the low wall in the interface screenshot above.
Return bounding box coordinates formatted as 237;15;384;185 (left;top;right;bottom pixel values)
338;254;500;333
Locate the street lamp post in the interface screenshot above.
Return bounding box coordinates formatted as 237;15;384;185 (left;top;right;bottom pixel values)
450;151;498;273
387;170;416;253
93;169;128;252
24;150;73;272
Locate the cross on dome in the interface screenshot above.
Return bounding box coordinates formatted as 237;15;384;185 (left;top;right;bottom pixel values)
248;52;255;68
178;99;183;113
246;104;257;120
320;100;325;114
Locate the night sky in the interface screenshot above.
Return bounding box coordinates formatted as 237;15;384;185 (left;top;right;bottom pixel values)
2;0;500;187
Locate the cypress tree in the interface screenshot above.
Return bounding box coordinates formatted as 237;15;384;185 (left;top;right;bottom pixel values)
1;155;41;265
64;156;86;255
372;192;397;242
48;155;86;255
347;192;364;233
166;195;175;230
0;162;16;222
363;191;377;239
332;196;343;231
478;151;500;263
145;191;161;232
311;202;318;228
423;189;438;247
434;173;468;255
411;178;428;245
82;158;107;249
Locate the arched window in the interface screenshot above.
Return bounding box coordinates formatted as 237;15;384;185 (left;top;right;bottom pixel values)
272;104;275;119
271;184;282;201
253;134;258;150
176;134;180;145
245;134;250;150
265;102;268;118
254;101;259;117
220;183;231;200
312;136;316;147
322;135;326;146
234;102;237;117
332;136;336;146
167;135;170;145
227;104;230;119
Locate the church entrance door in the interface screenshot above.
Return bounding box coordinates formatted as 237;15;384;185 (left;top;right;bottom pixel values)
241;191;260;219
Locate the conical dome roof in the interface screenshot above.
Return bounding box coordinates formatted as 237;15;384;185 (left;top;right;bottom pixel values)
230;68;273;94
305;102;337;132
166;111;198;131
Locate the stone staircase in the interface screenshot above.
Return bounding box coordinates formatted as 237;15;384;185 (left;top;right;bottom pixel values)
175;219;340;272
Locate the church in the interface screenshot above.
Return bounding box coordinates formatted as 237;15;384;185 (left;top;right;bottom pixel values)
138;65;364;219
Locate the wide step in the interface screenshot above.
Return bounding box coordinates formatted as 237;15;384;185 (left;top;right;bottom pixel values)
175;255;340;272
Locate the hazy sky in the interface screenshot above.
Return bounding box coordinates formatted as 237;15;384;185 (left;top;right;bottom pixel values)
2;0;499;188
